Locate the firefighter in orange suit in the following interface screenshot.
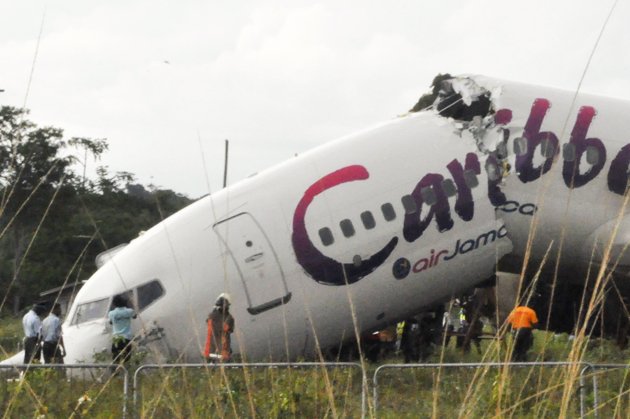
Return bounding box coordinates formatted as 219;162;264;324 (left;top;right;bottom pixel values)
204;293;235;362
507;305;538;361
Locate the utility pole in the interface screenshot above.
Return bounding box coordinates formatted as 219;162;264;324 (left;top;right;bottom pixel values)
223;139;229;188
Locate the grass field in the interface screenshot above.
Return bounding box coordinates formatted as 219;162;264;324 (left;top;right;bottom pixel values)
2;314;630;418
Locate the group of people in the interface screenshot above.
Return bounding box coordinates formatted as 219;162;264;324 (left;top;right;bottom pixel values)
22;303;65;364
363;300;539;364
107;292;235;365
21;291;235;367
22;290;535;365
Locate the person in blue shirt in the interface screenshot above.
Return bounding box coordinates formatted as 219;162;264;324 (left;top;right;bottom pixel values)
108;295;136;365
22;304;46;364
41;303;65;364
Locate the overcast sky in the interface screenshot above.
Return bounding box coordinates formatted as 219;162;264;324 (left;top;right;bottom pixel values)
1;0;628;198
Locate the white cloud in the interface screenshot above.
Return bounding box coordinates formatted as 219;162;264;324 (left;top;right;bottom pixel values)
1;0;628;198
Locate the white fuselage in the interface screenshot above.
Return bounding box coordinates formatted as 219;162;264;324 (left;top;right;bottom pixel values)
45;76;630;364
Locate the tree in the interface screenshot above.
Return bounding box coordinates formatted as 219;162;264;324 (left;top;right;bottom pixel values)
0;106;193;314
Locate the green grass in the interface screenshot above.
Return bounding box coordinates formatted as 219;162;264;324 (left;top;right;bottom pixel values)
0;367;126;418
2;315;630;418
0;316;22;358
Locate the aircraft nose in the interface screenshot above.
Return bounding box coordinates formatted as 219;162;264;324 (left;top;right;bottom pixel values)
63;320;111;364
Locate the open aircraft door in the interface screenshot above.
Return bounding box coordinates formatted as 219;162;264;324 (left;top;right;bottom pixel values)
213;213;291;315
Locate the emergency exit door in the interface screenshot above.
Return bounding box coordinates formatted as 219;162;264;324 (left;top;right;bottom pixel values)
213;212;291;315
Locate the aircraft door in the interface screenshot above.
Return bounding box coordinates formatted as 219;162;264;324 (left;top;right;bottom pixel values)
213;213;291;315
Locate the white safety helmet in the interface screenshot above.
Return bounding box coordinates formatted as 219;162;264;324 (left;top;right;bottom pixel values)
215;293;232;307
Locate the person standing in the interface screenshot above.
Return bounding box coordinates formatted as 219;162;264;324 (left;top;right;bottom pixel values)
108;295;136;365
507;304;538;361
41;303;65;364
22;304;45;364
204;293;235;362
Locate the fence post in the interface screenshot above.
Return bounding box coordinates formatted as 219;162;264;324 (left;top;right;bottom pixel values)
592;369;599;419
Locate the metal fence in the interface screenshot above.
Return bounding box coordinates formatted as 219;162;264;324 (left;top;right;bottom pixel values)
0;363;129;418
373;362;595;418
1;361;627;417
580;363;630;419
133;362;366;419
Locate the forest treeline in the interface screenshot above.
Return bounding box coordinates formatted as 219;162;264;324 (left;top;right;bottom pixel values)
0;106;193;315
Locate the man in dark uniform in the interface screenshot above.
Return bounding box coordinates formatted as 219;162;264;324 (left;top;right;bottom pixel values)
41;303;65;364
22;304;46;364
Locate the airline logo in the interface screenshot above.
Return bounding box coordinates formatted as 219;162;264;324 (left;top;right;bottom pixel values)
292;98;630;286
291;166;398;286
416;225;508;272
291;155;480;285
396;225;509;280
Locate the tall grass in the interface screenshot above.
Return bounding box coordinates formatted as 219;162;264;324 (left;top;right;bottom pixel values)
0;326;629;417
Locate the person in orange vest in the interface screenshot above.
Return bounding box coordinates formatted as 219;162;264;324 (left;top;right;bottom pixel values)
507;304;538;361
204;293;235;362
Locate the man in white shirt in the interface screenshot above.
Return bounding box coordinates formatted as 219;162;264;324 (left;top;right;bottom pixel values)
22;304;45;364
41;303;65;364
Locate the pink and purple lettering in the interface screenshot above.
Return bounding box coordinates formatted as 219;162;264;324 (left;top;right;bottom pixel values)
562;106;606;188
516;99;559;183
291;165;398;285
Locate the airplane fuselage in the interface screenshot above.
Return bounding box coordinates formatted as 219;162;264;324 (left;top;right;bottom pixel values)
53;75;630;363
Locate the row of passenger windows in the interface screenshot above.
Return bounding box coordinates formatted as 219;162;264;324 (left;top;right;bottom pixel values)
317;170;480;247
512;137;601;165
318;138;602;247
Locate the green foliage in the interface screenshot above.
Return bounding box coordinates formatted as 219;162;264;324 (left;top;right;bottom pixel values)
0;367;125;418
0;315;21;355
0;106;193;313
0;333;628;417
135;366;362;418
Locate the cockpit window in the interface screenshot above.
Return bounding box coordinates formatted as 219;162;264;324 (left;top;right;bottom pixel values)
71;298;109;325
70;280;165;325
111;290;135;310
137;280;165;311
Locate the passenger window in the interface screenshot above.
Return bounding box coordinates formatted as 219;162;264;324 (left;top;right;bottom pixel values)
586;146;600;165
361;211;376;230
381;203;396;221
340;219;355;238
71;298;110;325
540;138;555;158
442;179;457;197
464;170;479;188
514;137;527;156
420;186;437;205
137;280;165;311
319;227;334;246
563;143;576;162
401;195;417;214
485;161;500;181
496;142;508;159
